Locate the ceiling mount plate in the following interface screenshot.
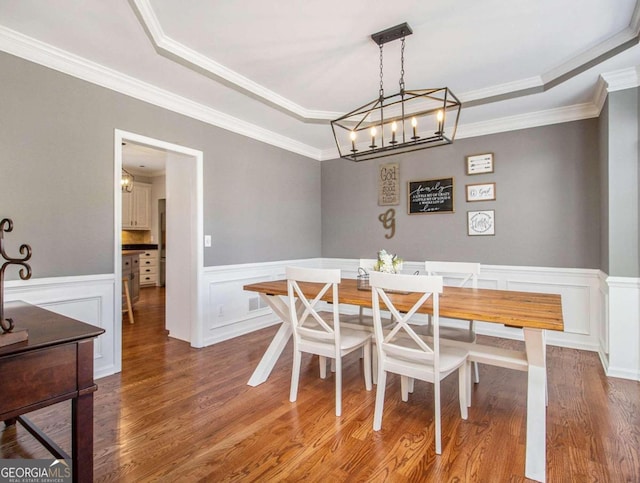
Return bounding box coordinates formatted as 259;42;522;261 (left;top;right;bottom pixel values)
371;22;413;46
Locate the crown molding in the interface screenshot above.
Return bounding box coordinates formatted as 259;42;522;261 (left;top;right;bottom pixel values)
0;25;322;160
0;22;626;163
132;0;640;121
130;0;340;122
601;66;640;92
456;103;600;139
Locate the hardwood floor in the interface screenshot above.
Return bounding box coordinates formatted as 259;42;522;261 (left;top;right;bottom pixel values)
2;287;639;481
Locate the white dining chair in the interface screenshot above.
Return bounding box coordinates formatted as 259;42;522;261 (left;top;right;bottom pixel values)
421;261;481;387
286;266;372;417
369;271;469;454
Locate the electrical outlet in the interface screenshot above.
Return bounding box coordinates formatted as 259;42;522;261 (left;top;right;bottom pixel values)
204;235;212;247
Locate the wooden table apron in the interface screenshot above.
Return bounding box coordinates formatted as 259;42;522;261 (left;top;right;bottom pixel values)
0;301;105;483
244;278;564;483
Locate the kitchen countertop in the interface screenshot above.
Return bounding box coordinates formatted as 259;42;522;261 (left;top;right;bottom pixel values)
122;244;158;250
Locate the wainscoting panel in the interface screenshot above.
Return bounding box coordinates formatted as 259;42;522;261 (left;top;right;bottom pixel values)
201;258;320;346
4;274;116;378
201;259;603;353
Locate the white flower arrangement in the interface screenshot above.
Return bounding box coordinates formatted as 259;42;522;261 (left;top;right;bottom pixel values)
373;249;403;274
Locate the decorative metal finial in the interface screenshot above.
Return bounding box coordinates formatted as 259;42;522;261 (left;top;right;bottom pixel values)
0;218;32;334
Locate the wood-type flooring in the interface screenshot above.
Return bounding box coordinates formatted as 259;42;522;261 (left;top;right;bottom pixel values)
1;286;639;481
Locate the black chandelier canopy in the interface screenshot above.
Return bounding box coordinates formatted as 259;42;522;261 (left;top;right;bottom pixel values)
331;23;462;162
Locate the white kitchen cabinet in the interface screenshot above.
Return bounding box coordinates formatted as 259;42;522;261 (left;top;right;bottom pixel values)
122;182;151;230
139;249;159;286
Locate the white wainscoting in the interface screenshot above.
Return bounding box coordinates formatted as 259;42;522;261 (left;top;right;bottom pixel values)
202;258;602;349
601;275;640;381
6;262;637;382
201;258;320;346
4;274;116;379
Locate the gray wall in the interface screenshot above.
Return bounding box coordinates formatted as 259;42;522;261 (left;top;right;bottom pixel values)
599;98;610;274
0;52;321;279
603;89;640;277
322;120;601;269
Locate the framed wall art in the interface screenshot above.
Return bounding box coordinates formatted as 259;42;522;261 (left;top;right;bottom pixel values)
466;182;496;202
467;210;495;236
466;153;494;175
408;177;454;214
378;162;400;206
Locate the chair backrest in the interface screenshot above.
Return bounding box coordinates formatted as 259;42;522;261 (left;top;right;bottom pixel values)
424;261;480;289
286;266;341;343
369;271;443;368
359;259;377;273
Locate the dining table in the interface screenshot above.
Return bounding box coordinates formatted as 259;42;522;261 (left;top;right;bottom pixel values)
243;277;563;483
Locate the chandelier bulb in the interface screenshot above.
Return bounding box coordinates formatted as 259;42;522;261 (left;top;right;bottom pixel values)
369;126;377;149
411;117;419;140
436;110;444;135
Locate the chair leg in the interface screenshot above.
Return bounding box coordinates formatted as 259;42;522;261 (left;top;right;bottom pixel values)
434;379;442;455
401;376;410;402
458;364;469;419
373;369;387;431
319;356;327;379
372;347;378;385
290;350;302;402
467;361;473;407
330;358;336;373
123;278;134;324
363;342;372;391
473;361;480;384
335;356;342;417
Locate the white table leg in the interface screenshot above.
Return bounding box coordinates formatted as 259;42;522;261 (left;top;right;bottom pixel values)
247;294;293;387
523;328;547;483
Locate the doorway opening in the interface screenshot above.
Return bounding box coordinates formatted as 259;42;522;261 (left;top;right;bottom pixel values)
114;130;204;373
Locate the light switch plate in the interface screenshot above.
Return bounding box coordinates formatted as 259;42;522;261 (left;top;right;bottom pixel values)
204;235;212;247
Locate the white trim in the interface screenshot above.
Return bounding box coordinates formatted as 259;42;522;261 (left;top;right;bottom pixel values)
0;16;637;163
0;25;321;161
601;66;640;92
115;130;205;352
130;0;341;122
5;274;117;379
6;261;636;381
455;103;600;140
133;0;639;126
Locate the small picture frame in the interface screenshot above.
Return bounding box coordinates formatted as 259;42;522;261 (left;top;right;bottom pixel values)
466;153;494;175
466;182;496;202
468;210;495;236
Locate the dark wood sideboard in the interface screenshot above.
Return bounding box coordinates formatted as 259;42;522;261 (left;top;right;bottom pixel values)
0;301;105;482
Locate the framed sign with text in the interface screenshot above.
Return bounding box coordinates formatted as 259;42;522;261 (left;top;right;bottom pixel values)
378;162;400;205
467;210;495;236
466;182;496;202
408;177;455;214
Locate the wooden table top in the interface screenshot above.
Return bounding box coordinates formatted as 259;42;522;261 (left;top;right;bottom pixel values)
244;278;564;332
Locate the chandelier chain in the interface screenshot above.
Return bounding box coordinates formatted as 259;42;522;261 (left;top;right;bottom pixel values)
379;43;384;99
399;36;405;92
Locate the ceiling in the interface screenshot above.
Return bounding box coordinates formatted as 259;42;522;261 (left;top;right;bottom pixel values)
122;142;166;177
1;1;639;161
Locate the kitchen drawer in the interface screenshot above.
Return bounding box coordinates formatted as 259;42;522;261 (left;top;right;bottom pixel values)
140;258;157;268
140;273;158;286
141;250;158;261
140;266;157;277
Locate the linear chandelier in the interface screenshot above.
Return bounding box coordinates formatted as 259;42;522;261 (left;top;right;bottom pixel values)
331;23;461;162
